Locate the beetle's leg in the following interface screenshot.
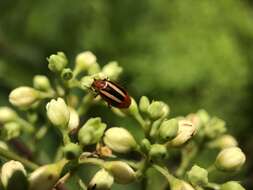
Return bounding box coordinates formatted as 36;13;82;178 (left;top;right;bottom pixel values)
107;102;112;109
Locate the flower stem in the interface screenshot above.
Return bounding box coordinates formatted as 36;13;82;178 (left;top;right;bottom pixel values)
152;164;176;183
0;147;39;170
78;157;105;167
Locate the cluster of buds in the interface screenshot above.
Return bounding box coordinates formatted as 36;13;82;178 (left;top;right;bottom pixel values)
0;51;247;190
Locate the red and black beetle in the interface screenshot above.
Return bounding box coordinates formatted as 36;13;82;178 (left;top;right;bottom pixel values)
91;79;131;108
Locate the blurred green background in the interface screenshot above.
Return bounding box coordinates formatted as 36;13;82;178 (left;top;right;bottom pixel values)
0;0;253;189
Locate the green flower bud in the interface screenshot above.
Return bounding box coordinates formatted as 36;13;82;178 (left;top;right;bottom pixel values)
220;181;245;190
0;107;17;123
171;179;195;190
102;61;123;81
88;63;101;75
75;51;97;72
187;165;208;186
149;144;167;160
140;138;151;153
68;107;80;130
139;96;150;113
159;118;179;142
46;98;70;128
80;76;94;89
0;141;9;150
9;86;40;108
127;97;139;115
63;143;82;160
1;160;28;190
103;127;137;153
196;109;210;125
205;117;226;139
1;122;21;140
88;169;114;190
208;134;238;149
104;161;136;184
147;101;166;119
33;75;51;91
29;159;67;190
78;117;106;146
170;120;196;147
215;147;246;172
47;52;68;72
61;68;73;81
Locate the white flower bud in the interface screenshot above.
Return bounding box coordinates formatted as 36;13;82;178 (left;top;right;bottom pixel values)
47;52;68;73
208;134;238;149
68;107;79;130
171;179;195;190
220;181;245;190
1;160;27;189
102;61;123;81
0;107;17;123
2;122;21;140
105;161;136;184
147;101;165;119
46;98;70;128
104;127;137;153
187;165;208;186
88;169;114;190
33;75;51;91
139;96;150;113
9;87;40;108
170;120;196;147
215;147;246;172
75;51;97;71
29;160;66;190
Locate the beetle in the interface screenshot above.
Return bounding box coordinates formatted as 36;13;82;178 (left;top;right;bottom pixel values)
91;79;131;108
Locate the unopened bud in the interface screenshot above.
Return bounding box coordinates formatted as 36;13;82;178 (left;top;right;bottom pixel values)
63;143;82;160
140;138;151;153
170;179;195;190
139;96;150;113
75;51;97;72
1;160;28;190
170;120;195;147
205;117;226;139
2;122;21;140
47;52;68;72
9;87;40;108
215;147;246;172
88;169;114;190
147;101;166;119
0;107;17;123
105;161;136;184
78;118;106;146
102;61;123;81
220;181;245;190
33;75;51;91
159;118;179;142
149;144;167;160
61;68;73;81
196;109;210;125
104;127;137;153
208;134;238;149
46;98;70;128
187;165;208;186
80;76;94;89
68;107;80;130
29;159;67;190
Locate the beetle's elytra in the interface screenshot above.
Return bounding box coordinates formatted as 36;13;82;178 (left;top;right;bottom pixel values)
92;79;131;108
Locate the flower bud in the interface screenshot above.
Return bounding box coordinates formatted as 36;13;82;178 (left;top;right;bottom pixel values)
88;169;114;190
9;87;40;108
0;141;9;150
68;107;80;130
29;159;67;190
1;160;28;190
220;181;245;190
104;161;136;184
0;107;17;123
126;97;139;116
149;144;167;160
61;68;73;81
208;134;238;149
63;143;82;160
102;61;123;81
47;52;68;72
140;138;151;153
170;120;195;147
75;51;97;72
88;63;101;75
158;118;179;142
1;122;21;140
139;96;150;113
205;117;226;139
187;165;208;186
33;75;51;91
215;147;246;172
46;98;70;128
78;118;106;146
104;127;137;153
170;179;195;190
147;101;166;119
80;76;94;89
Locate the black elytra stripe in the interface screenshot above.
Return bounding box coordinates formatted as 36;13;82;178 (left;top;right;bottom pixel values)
100;90;122;103
103;82;126;101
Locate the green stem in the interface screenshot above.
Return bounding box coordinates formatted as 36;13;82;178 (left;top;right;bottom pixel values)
16;117;35;134
0;147;39;170
152;164;176;183
79;157;105;167
206;182;220;190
